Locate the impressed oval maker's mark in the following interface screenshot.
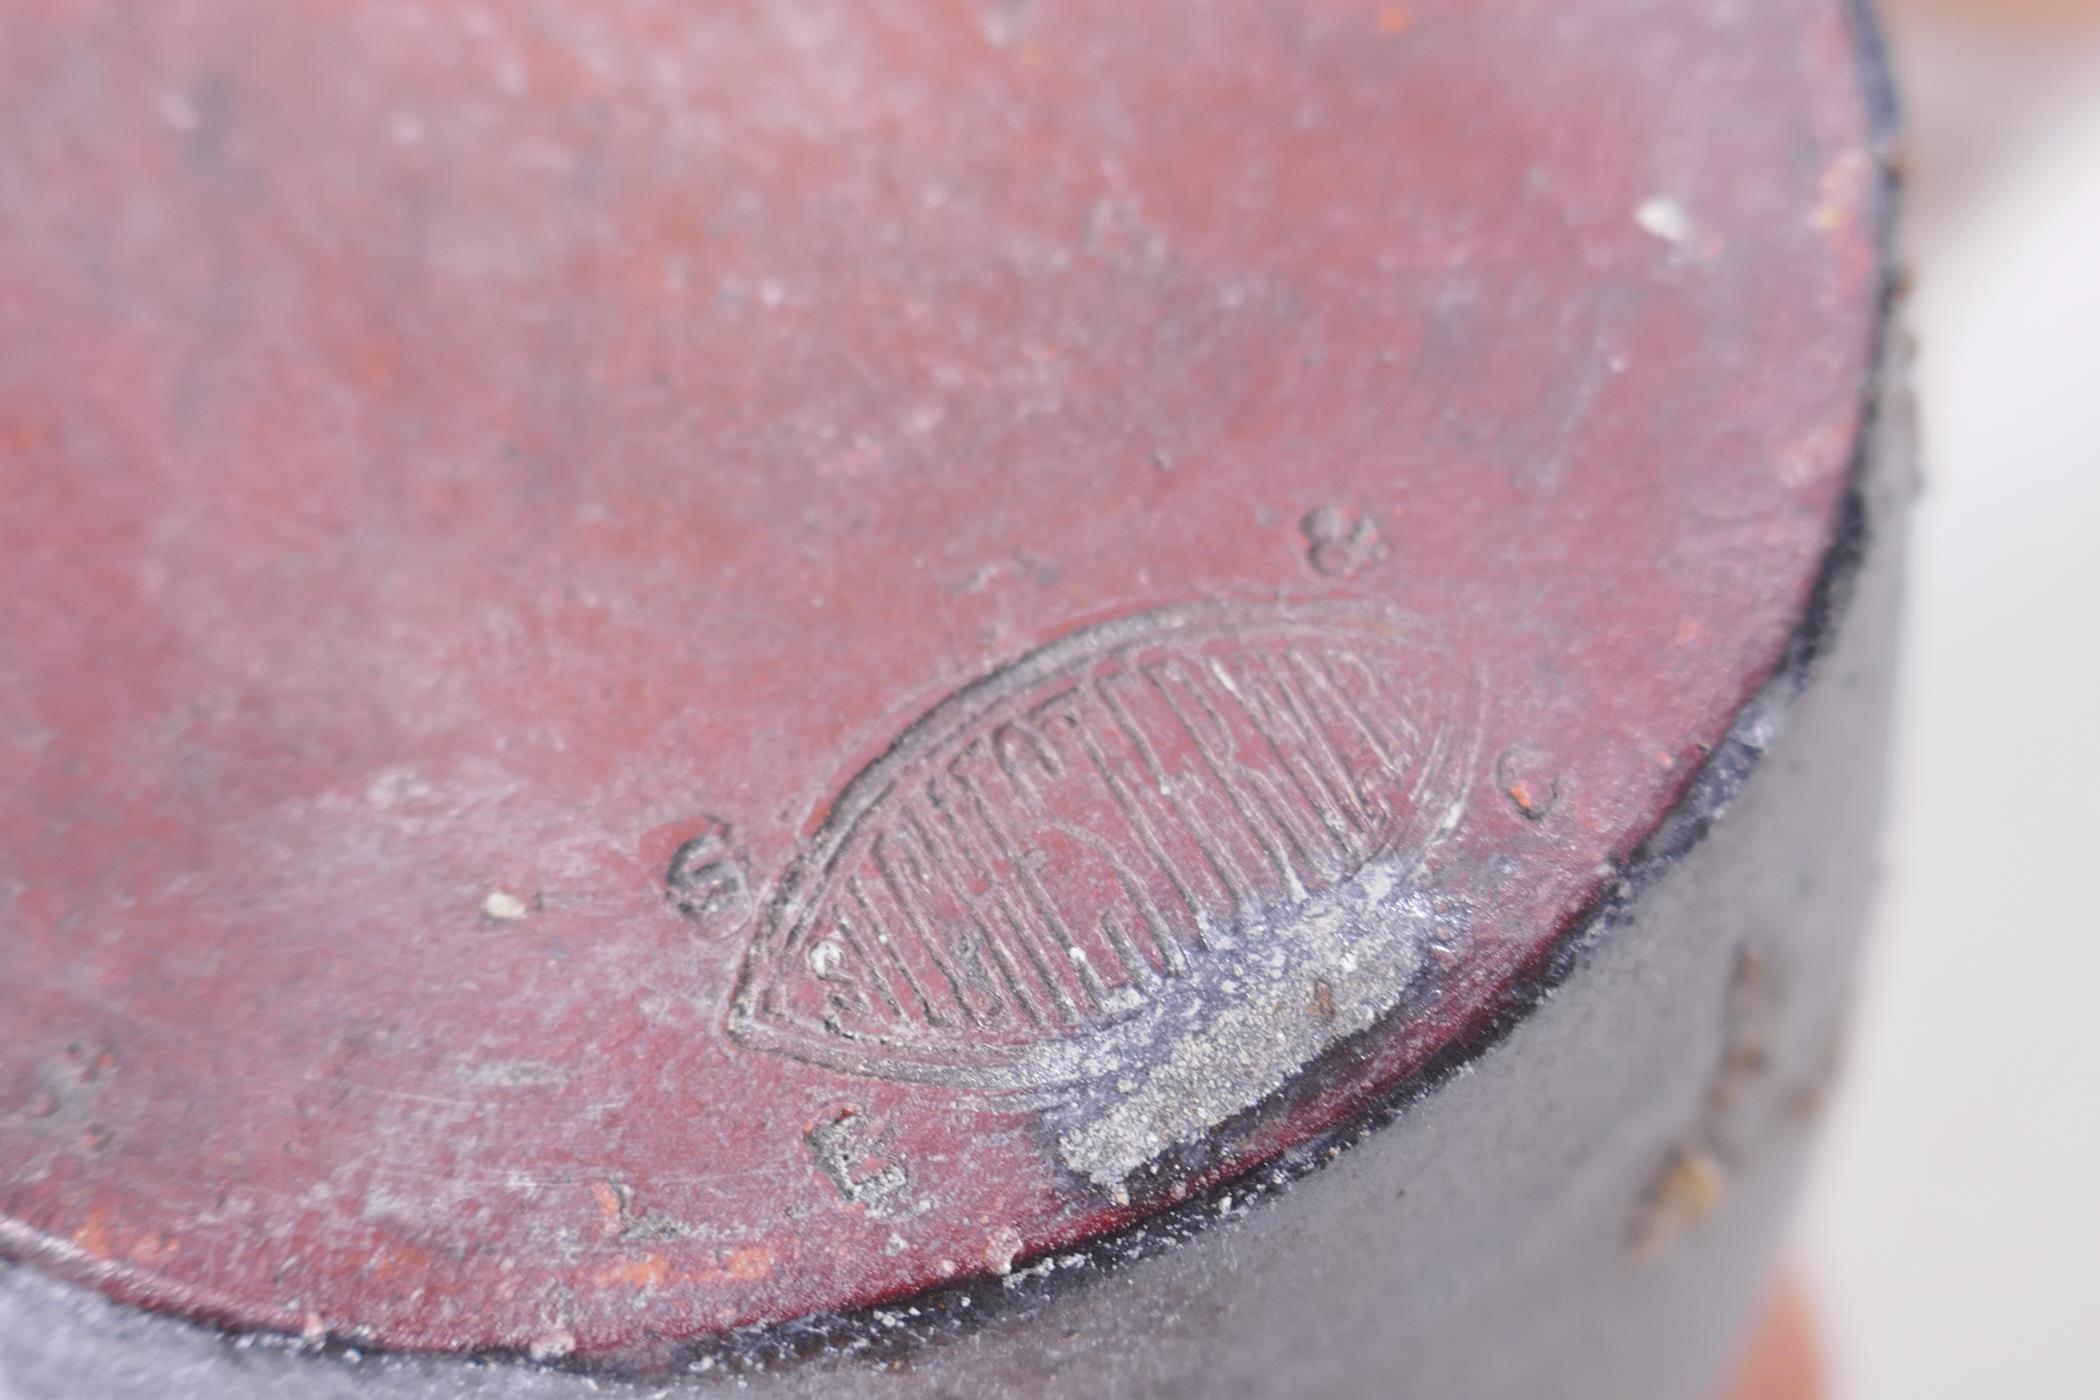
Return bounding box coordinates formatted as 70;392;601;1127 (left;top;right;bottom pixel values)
724;601;1483;1185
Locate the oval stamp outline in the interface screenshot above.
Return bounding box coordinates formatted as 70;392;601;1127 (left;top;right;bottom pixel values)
723;599;1483;1113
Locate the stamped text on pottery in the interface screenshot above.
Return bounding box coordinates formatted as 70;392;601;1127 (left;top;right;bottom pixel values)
721;600;1481;1173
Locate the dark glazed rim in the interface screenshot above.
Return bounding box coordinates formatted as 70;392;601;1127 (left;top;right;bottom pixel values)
0;0;1905;1386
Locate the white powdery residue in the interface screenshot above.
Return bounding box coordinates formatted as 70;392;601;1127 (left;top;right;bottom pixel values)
1055;862;1455;1186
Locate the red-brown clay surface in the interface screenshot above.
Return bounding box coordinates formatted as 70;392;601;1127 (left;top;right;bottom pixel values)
0;0;1887;1361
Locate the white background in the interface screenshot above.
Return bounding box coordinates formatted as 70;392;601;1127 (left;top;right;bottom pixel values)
1795;14;2100;1398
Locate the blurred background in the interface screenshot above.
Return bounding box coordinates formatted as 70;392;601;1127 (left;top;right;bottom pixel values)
1795;3;2100;1397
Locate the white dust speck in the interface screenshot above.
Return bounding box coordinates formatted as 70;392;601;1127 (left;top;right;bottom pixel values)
1635;195;1693;245
983;1225;1024;1274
